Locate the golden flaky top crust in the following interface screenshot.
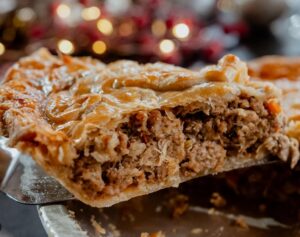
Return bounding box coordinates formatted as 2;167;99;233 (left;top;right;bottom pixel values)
0;49;280;166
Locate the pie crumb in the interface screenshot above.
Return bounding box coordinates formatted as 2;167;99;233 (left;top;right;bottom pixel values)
140;231;166;237
233;216;249;229
207;208;217;215
168;194;189;218
190;228;203;235
108;223;121;237
90;215;106;235
210;192;226;208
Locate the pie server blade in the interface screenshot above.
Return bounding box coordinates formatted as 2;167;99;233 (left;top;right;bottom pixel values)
0;137;74;204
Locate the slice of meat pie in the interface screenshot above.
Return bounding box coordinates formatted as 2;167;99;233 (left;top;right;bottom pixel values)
0;49;298;207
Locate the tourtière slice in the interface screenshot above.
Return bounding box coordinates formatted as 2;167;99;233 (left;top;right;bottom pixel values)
0;49;298;207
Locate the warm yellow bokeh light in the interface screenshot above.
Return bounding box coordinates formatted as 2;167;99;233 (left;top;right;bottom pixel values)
58;39;74;54
172;23;190;39
92;40;107;54
0;43;5;56
56;4;71;19
151;20;166;37
81;6;101;21
97;19;113;35
159;39;175;54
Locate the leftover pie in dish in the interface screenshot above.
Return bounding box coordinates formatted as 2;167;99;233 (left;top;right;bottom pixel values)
0;49;298;207
248;56;300;146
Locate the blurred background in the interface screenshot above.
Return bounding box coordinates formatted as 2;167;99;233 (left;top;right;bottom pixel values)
1;0;300;236
0;0;299;66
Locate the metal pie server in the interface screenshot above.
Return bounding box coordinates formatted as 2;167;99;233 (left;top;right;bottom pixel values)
0;137;74;204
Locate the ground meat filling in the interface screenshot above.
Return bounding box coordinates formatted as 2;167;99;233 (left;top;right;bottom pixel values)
71;96;292;197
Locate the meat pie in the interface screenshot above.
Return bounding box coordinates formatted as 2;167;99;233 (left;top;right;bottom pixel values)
0;49;298;207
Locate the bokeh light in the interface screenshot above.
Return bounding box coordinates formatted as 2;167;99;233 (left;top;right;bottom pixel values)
56;4;71;19
16;8;36;22
57;39;74;54
118;20;135;37
0;42;5;56
81;6;101;21
172;23;190;39
151;20;166;37
159;39;175;54
92;40;107;54
97;19;113;35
